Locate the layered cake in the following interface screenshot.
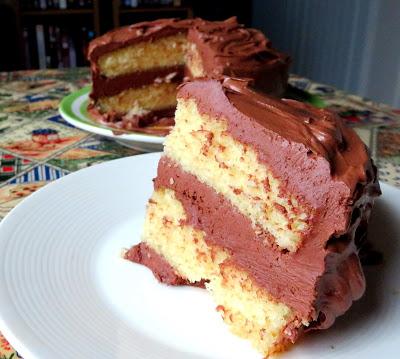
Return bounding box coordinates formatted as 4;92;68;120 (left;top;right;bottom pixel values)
125;78;380;356
87;17;290;134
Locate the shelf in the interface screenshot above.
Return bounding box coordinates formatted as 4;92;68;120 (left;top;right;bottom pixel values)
21;9;94;17
119;6;191;14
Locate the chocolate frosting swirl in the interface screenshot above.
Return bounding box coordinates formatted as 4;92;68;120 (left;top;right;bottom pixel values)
188;18;287;70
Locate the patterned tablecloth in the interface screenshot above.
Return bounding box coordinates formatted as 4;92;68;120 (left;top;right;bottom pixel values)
0;68;400;357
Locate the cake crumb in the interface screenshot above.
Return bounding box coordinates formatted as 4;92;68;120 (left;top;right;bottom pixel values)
169;177;175;185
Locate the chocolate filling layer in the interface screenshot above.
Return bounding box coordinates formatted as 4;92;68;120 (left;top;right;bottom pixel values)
90;65;184;99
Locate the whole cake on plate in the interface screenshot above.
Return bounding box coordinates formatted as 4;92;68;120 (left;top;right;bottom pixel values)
125;78;381;356
87;17;290;134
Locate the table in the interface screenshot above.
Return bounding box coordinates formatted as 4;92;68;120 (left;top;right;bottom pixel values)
0;68;400;357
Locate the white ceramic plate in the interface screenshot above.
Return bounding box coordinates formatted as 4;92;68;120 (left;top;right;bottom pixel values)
0;153;399;359
59;87;165;152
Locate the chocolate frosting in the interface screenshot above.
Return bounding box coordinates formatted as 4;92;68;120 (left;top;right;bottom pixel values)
187;18;290;94
130;79;380;334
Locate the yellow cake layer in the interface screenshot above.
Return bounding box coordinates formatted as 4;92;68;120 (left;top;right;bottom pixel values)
164;98;310;252
97;82;178;115
98;34;188;78
185;43;206;77
141;187;297;357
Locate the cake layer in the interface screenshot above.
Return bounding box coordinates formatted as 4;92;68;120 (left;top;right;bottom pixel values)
134;186;297;356
155;156;369;327
98;34;187;78
165;98;310;252
91;65;184;99
185;43;205;78
140;187;229;282
96;82;178;115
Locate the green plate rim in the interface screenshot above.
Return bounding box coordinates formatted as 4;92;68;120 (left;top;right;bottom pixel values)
59;85;92;125
58;86;166;141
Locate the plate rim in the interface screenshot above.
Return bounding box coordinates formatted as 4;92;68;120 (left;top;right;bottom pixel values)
0;155;399;359
0;153;162;359
59;87;165;144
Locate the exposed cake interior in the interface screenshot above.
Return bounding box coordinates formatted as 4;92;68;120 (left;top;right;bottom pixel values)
126;78;380;357
135;187;296;355
91;34;189;130
97;82;178;117
165;98;309;252
97;34;188;78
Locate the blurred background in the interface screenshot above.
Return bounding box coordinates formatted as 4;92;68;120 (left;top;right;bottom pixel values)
0;0;399;107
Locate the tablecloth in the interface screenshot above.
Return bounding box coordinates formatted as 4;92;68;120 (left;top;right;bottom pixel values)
0;68;400;358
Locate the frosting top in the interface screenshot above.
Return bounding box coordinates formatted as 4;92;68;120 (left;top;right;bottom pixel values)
178;77;372;193
187;18;289;75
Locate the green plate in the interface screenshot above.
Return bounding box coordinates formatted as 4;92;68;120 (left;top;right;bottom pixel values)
59;86;164;152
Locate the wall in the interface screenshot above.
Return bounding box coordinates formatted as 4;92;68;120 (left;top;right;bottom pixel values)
252;0;400;107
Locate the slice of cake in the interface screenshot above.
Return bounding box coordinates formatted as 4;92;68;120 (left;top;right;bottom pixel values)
125;78;380;357
87;18;290;134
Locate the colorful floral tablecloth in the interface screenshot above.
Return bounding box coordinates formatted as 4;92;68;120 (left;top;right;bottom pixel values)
0;68;400;358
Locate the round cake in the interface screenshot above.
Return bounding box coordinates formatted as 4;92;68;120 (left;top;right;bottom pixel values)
87;17;290;135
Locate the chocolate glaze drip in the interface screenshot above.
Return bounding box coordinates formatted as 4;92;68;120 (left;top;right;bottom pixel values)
87;18;290;132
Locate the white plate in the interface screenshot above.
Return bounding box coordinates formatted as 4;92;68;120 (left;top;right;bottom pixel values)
59;87;165;153
0;153;399;359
